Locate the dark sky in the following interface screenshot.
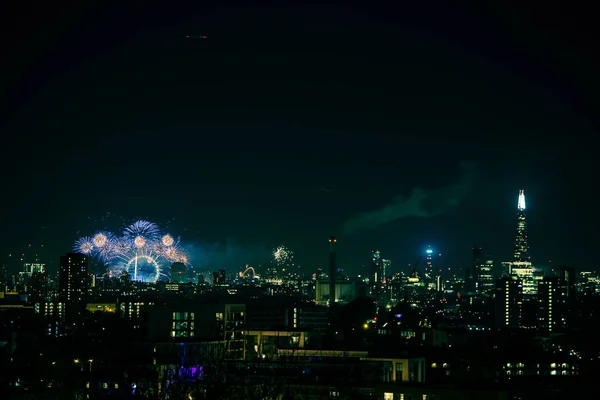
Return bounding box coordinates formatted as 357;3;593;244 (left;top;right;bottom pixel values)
1;1;598;274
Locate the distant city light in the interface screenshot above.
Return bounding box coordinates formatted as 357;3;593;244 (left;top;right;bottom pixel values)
518;189;526;210
426;249;433;254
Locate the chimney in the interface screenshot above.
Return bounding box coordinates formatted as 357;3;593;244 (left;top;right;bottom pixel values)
329;236;337;305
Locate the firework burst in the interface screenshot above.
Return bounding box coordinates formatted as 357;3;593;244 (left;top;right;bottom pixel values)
162;234;175;247
93;232;109;248
124;220;161;241
73;219;189;283
75;237;94;254
273;245;294;266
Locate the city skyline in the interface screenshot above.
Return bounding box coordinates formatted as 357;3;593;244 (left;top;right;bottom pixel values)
2;3;600;398
0;189;573;278
2;3;597;274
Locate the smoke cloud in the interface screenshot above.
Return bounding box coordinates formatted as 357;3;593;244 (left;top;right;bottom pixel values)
343;161;478;235
183;240;272;272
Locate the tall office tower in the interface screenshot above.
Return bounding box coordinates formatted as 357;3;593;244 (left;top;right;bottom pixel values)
495;276;523;329
559;266;576;328
382;259;391;282
466;246;483;292
471;245;482;281
477;259;496;294
329;236;337;304
425;246;434;283
59;253;88;304
560;266;576;303
370;250;382;284
537;276;564;333
513;190;531;263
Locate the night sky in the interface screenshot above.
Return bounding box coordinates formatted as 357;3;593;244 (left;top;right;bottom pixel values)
1;1;598;274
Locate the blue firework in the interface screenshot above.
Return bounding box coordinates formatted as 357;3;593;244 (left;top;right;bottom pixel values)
74;236;94;254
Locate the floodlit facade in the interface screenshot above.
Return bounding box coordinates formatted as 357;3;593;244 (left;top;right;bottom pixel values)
510;261;538;295
513;190;531;263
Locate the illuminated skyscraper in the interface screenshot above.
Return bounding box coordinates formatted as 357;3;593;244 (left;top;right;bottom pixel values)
382;259;391;282
477;259;496;294
513;190;531;263
425;246;434;283
59;253;88;304
495;276;523;329
537;276;564;333
370;250;382;285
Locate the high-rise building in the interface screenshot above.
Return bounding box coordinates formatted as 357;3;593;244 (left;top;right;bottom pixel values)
212;269;227;286
370;250;382;284
471;246;482;282
329;236;337;304
59;253;88;304
28;271;49;302
513;190;531;263
477;259;495;294
382;259;391;283
495;276;523;329
560;266;576;303
537;276;564;333
425;246;434;283
510;262;538;295
24;263;46;275
466;246;483;293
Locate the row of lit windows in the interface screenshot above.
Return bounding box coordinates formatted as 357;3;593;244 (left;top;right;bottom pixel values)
506;362;570;368
172;312;195;321
171;330;195;338
172;321;194;330
506;370;573;376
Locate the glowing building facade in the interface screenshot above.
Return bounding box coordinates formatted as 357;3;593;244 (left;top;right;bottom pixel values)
510;262;538;295
24;263;45;275
382;259;391;282
424;246;436;290
495;276;523;329
506;190;538;294
537;277;564;333
59;253;88;304
370;250;382;284
477;259;496;294
513;190;531;263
